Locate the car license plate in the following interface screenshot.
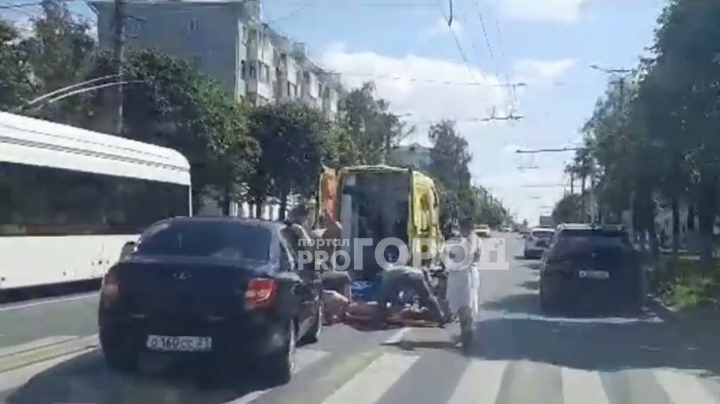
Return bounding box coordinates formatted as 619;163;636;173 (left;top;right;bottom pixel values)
578;270;610;279
146;335;212;352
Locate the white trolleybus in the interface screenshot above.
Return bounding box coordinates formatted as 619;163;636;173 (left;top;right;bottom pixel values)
0;111;192;291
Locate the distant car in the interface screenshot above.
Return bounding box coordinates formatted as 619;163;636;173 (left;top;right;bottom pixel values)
523;227;555;259
474;224;491;238
501;226;512;233
539;224;643;313
98;217;323;384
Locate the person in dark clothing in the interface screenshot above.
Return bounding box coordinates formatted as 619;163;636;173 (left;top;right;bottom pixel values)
282;205;353;298
374;264;447;327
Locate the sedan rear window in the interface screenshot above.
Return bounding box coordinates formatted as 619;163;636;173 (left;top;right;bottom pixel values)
550;229;634;261
135;220;272;262
532;230;554;239
558;229;632;247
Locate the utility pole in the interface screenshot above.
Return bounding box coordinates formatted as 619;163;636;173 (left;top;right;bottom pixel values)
589;64;634;223
112;0;126;136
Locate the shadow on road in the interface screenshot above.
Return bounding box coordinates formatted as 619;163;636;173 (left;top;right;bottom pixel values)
520;280;539;291
513;256;541;270
470;292;720;378
383;339;460;353
7;351;282;404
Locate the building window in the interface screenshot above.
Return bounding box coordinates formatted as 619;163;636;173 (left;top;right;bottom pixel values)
248;28;257;45
240;24;248;44
260;63;270;83
188;18;199;32
241;60;246;80
249;63;257;79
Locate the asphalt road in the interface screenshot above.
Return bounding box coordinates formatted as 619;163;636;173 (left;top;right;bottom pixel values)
0;233;720;403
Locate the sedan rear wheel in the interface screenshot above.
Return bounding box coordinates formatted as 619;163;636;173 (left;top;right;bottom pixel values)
263;321;296;385
100;330;139;373
539;288;559;314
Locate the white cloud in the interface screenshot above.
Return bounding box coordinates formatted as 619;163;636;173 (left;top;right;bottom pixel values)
498;0;588;24
481;168;569;223
512;58;577;84
320;46;512;125
318;46;576;223
428;17;462;37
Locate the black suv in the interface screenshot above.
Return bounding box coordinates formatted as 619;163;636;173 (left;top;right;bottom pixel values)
98;217;323;384
539;223;643;313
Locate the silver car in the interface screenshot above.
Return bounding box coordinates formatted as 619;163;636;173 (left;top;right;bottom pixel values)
524;227;555;259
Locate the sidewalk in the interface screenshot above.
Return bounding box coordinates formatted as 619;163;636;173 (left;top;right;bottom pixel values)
643;253;720;369
647;294;720;371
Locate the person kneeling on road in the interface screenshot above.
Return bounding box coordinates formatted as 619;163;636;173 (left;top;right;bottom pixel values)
374;263;449;328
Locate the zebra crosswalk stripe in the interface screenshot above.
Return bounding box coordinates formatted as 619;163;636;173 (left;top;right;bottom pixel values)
318;353;418;404
446;360;508;404
561;367;611;404
230;348;330;404
653;368;717;404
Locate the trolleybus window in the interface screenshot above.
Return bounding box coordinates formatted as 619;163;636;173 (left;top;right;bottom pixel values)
0;161;189;236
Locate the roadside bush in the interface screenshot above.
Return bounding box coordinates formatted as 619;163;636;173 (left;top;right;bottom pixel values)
655;258;720;309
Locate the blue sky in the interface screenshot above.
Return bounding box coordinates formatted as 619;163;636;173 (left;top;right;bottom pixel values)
2;0;667;224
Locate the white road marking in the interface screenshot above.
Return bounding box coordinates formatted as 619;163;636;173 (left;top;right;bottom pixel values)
561;367;611;404
0;293;97;312
229;349;330;404
318;353;418;404
0;336;77;358
382;327;410;345
654;368;717;404
447;360;509;404
0;348;89;391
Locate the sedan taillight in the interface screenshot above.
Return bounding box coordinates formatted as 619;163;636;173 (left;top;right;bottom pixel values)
100;270;120;301
245;278;276;308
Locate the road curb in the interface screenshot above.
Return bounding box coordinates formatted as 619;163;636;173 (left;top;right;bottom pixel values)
645;295;680;322
0;335;99;374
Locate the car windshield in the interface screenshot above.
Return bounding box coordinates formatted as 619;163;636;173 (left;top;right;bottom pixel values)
135;220;272;262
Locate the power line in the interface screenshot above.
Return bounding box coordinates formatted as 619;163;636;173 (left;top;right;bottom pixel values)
406;114;523;124
436;0;494;111
515;147;581;154
520;184;566;188
332;71;527;86
0;1;40;10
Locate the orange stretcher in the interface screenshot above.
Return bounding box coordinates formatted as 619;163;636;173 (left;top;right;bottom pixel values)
343;302;438;328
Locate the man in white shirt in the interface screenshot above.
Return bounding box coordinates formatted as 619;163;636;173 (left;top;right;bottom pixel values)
446;218;481;320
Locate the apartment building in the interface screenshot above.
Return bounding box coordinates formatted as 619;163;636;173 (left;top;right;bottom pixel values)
388;142;432;170
88;0;343;120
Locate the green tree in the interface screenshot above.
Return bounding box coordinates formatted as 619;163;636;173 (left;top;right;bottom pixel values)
0;20;34;110
247;102;333;219
428;120;471;191
552;194;583;224
573;0;720;265
91;50;259;213
338;82;412;164
426;120;474;221
20;0;97;125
